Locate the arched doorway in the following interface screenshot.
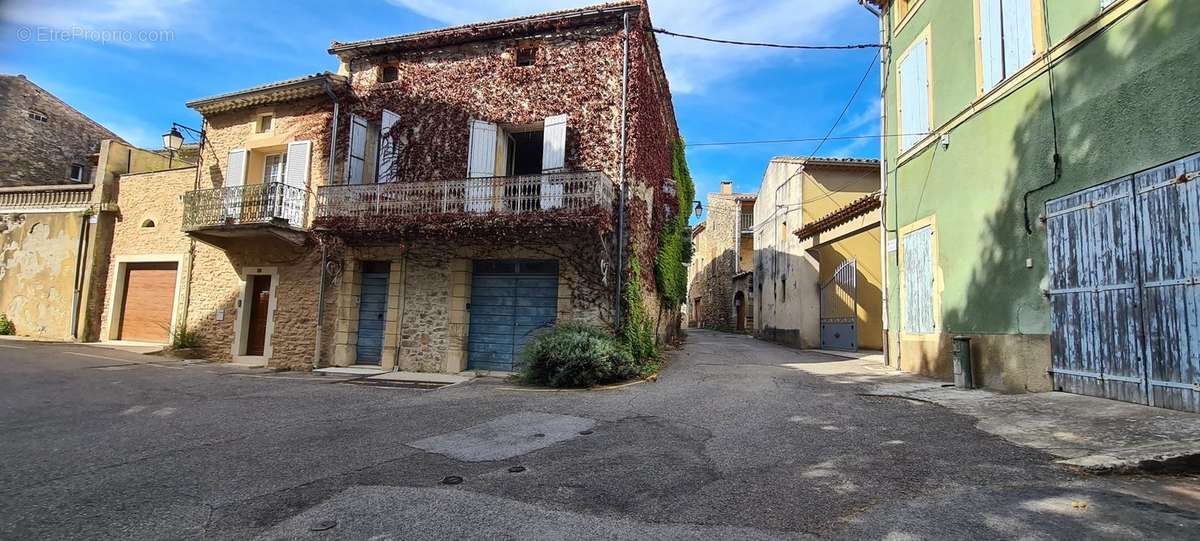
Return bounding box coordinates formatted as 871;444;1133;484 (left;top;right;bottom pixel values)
734;291;746;331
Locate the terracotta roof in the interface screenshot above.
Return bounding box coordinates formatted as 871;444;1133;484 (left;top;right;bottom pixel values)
691;222;706;237
329;2;640;58
186;72;347;114
794;192;881;241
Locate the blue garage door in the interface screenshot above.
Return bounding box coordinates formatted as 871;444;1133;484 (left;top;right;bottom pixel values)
356;261;390;365
468;260;559;372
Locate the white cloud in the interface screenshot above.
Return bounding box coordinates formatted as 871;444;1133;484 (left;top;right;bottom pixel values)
386;0;856;94
2;0;191;48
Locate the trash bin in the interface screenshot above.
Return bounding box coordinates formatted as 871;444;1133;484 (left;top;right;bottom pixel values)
952;336;974;389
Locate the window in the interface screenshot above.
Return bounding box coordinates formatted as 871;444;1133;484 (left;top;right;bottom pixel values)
69;164;86;182
902;225;935;333
263;153;287;184
515;46;537;67
380;66;399;83
898;32;931;151
257;114;274;133
141;219;156;229
28;110;48;122
979;0;1037;92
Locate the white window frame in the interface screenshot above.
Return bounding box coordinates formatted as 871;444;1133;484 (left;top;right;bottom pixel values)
976;0;1041;93
68;163;86;182
262;153;286;184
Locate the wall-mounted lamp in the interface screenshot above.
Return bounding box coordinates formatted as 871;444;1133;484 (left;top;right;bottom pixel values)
692;200;703;218
161;122;206;168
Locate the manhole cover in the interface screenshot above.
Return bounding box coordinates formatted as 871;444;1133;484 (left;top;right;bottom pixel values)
309;520;337;532
441;475;464;485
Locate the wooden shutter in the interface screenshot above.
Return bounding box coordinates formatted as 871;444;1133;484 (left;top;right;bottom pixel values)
284;141;311;190
1001;0;1035;76
225;149;247;187
466;120;497;212
348;114;368;185
540;114;567;209
377;110;401;182
980;0;1004;91
902;226;935;333
898;38;929;151
541;114;567;172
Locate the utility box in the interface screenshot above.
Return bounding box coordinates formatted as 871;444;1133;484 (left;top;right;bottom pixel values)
952;336;974;389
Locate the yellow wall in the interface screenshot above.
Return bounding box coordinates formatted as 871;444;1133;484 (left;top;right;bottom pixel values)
813;226;884;350
0;212;83;339
801;166;877;226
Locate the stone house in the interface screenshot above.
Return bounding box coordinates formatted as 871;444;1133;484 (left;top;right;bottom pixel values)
0;75;184;340
99;1;680;373
687;180;755;331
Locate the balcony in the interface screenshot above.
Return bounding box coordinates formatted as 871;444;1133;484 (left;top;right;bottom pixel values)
315;171;614;225
181;182;309;248
740;211;754;234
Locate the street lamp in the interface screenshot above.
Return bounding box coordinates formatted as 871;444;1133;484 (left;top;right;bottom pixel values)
162;126;184;151
692;200;703;218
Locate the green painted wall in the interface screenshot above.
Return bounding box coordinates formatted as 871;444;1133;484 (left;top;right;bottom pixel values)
883;0;1200;336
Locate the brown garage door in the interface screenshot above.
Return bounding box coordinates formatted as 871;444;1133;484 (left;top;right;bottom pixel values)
118;262;178;343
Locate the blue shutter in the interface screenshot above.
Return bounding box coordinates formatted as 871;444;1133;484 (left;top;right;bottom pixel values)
899;38;930;151
1001;0;1036;77
980;0;1005;91
902;226;935;333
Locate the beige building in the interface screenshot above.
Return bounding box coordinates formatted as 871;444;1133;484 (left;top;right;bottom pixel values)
687;180;755;331
752;157;883;351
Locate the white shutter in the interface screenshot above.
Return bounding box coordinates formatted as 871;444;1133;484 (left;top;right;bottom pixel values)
541;114;567;172
224;149;247;218
1001;0;1035;77
225;149;247;187
466;119;497;212
347;114;368;185
284;141;311;190
898;39;929;151
540;114;567;209
377;110;400;182
980;0;1004;91
902;226;935;333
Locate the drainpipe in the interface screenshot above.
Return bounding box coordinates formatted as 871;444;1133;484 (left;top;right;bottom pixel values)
614;10;631;328
312;81;340;370
866;1;892;367
68;211;89;340
181;118;207;340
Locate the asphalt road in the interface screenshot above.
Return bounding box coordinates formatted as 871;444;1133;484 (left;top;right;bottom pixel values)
0;331;1196;540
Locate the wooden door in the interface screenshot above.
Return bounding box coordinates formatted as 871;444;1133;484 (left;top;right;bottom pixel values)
244;275;272;356
117;262;178;343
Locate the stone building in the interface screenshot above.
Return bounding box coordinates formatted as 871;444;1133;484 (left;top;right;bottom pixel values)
687;180;755;331
0;75;126;188
96;1;681;374
0;75;183;340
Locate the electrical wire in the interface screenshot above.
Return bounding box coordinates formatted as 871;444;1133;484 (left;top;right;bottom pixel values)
685;132;927;148
648;26;883;50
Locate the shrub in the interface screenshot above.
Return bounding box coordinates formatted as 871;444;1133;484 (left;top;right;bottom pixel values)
170;324;201;350
520;323;639;388
0;313;13;335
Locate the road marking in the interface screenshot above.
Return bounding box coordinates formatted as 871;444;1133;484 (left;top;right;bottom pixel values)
0;344;26;349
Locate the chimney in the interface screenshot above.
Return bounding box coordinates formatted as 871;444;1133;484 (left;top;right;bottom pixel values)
720;180;733;195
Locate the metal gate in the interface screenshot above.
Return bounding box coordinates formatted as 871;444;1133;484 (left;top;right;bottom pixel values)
1045;152;1200;413
819;259;858;351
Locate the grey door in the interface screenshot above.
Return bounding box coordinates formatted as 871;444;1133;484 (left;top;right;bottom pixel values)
468;260;559;372
820;259;858;351
355;261;390;365
1045;152;1200;412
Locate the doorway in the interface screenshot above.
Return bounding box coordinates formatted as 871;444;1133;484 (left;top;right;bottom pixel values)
244;275;272;356
355;261;391;365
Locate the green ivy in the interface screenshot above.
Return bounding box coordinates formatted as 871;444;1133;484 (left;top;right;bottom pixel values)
655;137;696;308
623;249;658;362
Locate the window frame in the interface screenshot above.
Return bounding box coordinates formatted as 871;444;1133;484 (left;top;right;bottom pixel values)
893;0;930;34
973;0;1048;96
256;113;274;134
896;25;934;155
28;110;48;123
68;163;86;182
262;153;287;184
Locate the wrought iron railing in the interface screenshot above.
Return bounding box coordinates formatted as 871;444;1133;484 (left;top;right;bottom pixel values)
0;185;92;210
182;182;307;231
315;171;615;219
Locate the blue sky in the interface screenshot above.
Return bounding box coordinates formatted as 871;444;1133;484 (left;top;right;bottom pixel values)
0;0;881;223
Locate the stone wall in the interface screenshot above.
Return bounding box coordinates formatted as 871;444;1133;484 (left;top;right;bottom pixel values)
0;75;122;187
200;96;332;195
688;193;751;330
0;211;83;338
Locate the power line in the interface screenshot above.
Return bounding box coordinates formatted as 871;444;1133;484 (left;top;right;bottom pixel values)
648;26;882;50
800;48;884;204
685;133;927;148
